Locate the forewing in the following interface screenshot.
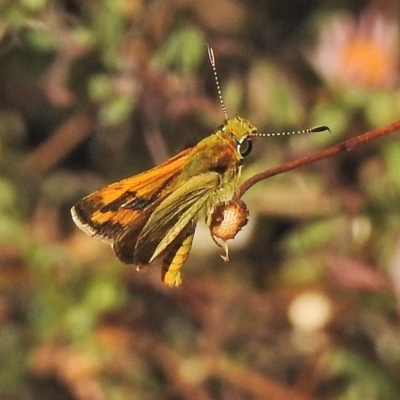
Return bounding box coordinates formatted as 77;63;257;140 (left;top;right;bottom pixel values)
71;149;191;243
130;172;220;267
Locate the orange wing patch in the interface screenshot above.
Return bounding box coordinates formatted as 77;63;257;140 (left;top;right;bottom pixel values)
71;148;191;243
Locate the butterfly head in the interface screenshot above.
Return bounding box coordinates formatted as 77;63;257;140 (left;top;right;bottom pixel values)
223;116;258;139
217;116;257;158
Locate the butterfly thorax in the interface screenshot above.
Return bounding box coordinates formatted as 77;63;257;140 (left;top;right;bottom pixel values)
180;116;257;175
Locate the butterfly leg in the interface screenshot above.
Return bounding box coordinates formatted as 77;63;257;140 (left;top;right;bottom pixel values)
162;231;194;287
210;234;230;262
219;240;229;262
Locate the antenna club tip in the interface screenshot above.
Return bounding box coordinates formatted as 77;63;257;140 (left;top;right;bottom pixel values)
207;44;215;63
312;125;331;133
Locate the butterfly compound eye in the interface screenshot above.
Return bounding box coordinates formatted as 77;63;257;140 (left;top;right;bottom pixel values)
238;138;252;157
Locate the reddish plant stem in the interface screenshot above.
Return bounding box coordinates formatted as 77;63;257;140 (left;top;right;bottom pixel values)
238;119;400;198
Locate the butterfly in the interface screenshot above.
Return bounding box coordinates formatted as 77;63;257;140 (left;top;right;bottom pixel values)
71;46;328;286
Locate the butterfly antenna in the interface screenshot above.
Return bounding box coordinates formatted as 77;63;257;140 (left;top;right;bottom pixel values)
252;125;331;137
207;44;229;121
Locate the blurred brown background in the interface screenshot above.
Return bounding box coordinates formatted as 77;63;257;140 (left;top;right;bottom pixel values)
1;0;400;399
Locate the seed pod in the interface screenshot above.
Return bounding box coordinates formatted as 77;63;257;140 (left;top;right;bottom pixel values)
210;198;249;241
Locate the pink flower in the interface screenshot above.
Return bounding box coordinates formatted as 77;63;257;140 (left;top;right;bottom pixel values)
310;8;399;89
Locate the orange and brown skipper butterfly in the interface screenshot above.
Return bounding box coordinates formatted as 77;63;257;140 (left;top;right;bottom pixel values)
71;46;328;287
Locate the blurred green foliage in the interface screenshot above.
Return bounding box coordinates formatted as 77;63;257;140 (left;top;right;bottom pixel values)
1;0;400;399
